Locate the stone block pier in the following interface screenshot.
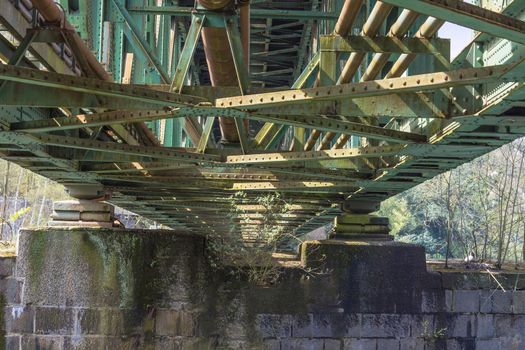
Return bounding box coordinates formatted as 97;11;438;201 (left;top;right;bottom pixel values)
0;228;524;349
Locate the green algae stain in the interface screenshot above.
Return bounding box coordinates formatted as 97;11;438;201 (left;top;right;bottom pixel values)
0;294;5;350
26;231;48;287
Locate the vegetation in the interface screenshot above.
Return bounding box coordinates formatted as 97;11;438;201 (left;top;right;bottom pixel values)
380;138;525;268
206;192;295;285
0;161;69;240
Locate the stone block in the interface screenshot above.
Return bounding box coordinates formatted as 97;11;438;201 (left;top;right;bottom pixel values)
361;314;410;338
0;257;16;278
423;339;444;350
154;336;183;350
180;337;215;350
343;314;361;338
313;313;359;338
476;339;501;350
53;200;112;212
0;277;23;305
5;335;20;350
292;313;360;338
512;291;525;314
446;314;476;338
99;309;125;336
280;338;324;350
21;336;63;350
453;290;480;313
4;306;34;334
343;338;376;350
291;314;313;338
494;315;512;337
105;335;144;350
493;290;513;314
477;314;495;339
155;309;195;337
480;290;512;313
324;339;342;350
262;339;280;350
399;338;424;350
255;314;292;338
445;338;475;350
445;290;454;313
421;290;442;313
377;339;400;350
155;309;178;336
76;308;102;335
499;335;525;350
63;336;107;350
219;340;254;349
35;307;73;335
409;314;436;338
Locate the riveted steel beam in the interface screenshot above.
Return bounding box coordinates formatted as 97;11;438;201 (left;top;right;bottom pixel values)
381;0;525;45
128;6;339;20
257;93;449;119
0;82;166;110
244;114;427;143
0;63;207;107
1;133;221;163
10;110;179;133
17;104;427;144
231;181;357;191
216;64;517;110
225;145;405;165
320;35;450;55
112;0;170;83
252;52;320;150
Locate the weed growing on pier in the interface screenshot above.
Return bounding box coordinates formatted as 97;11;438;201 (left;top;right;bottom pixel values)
206;191;298;285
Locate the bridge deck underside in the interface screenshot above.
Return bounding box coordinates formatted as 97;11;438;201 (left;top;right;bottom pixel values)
1;0;525;247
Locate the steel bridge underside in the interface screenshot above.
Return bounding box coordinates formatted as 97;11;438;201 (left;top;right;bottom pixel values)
1;0;525;246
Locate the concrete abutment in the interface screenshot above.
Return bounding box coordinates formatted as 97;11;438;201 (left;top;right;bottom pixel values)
0;227;523;349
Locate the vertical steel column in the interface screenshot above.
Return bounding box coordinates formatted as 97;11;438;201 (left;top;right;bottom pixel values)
303;0;364;151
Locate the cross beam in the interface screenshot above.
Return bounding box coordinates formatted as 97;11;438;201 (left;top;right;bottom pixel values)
0;63;206;107
216;65;516;110
380;0;525;45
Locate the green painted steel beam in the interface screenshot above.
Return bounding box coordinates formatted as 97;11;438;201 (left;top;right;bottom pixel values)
224;15;251;154
10;105;427;145
258;93;450;119
320;35;451;55
224;145;406;165
170;14;204;93
112;0;170;83
0;63;206;107
9;110;180;133
243;114;428;144
216;64;519;110
252;52;320;150
128;6;339;20
3;133;221;164
0;82;167;110
380;0;525;45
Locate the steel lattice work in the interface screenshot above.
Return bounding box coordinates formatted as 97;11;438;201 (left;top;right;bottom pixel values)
1;0;525;247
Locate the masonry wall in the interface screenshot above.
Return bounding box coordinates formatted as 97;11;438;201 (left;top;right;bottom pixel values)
1;228;524;350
